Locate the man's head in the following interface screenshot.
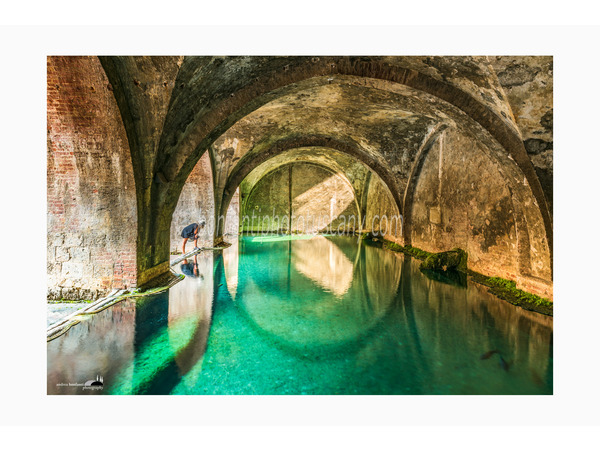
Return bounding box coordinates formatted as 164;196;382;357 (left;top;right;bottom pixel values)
199;220;206;229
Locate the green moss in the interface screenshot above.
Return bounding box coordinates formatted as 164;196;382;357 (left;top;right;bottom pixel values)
487;276;517;290
406;245;434;260
487;276;553;307
382;240;434;261
452;248;469;272
469;272;553;316
421;248;468;272
380;238;553;316
49;298;93;304
383;241;400;250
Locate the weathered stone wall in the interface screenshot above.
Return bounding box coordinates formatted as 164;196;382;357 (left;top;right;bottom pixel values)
490;56;553;214
291;164;358;233
170;152;215;252
47;56;137;300
409;129;552;297
241;163;358;233
242;167;290;232
224;188;240;237
170;149;239;251
363;175;402;243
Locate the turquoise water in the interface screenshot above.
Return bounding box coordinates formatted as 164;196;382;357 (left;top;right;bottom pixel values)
47;235;553;395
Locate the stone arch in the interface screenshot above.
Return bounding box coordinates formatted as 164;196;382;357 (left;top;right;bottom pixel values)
98;56;551;286
403;125;550;283
98;56;186;285
157;57;550;258
402;124;448;245
216;135;404;238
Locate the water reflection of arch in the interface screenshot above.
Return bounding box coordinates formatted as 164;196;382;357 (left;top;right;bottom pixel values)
221;235;403;357
396;255;553;390
125;254;214;394
168;254;214;376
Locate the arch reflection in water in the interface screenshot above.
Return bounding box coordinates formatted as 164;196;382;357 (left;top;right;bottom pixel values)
292;235;354;296
223;237;239;299
47;235;552;395
233;235;402;351
185;235;552;394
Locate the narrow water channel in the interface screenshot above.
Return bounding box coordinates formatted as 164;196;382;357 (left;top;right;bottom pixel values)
47;235;553;395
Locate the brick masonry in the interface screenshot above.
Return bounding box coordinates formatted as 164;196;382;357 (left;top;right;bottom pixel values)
47;56;137;300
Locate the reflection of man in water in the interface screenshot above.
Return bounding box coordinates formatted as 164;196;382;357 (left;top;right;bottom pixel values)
180;254;204;279
181;220;206;254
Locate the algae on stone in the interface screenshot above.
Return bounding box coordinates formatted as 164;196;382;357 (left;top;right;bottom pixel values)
382;241;433;260
420;248;468;272
380;238;552;316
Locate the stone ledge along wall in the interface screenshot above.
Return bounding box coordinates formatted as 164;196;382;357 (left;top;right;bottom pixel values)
409;129;552;299
47;56;137;301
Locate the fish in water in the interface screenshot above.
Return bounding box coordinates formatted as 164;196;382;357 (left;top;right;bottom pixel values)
499;355;510;371
480;350;499;360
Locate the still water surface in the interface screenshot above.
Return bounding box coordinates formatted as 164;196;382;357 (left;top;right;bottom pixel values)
47;235;553;395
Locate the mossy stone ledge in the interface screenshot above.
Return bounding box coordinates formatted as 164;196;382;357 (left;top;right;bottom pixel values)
420;248;468;273
380;238;552;316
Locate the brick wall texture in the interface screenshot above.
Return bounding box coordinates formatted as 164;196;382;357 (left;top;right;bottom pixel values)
47;56;137;300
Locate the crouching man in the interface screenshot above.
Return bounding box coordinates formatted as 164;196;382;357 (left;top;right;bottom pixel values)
181;220;206;254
